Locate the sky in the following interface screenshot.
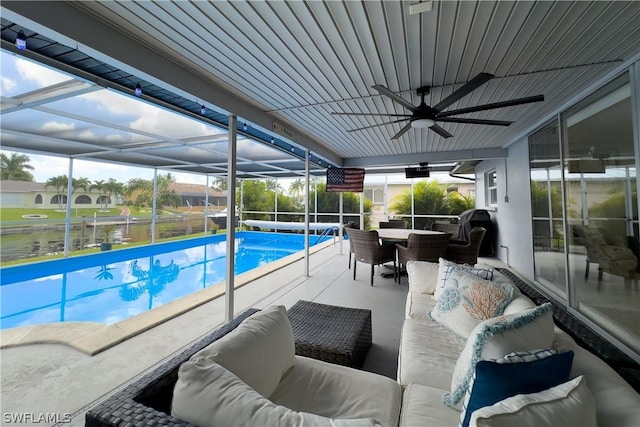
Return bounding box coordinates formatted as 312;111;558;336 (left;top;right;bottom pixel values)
1;51;472;188
1;50;220;185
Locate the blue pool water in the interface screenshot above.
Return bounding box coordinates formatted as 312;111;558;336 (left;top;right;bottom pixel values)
0;232;330;330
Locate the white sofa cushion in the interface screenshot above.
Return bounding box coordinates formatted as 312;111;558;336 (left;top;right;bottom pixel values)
405;260;440;294
444;303;554;408
172;357;382;427
271;355;402;427
399;383;461;427
405;289;435;320
188;305;295;397
470;375;596;427
429;268;515;338
434;258;495;300
398;318;465;388
553;329;640;427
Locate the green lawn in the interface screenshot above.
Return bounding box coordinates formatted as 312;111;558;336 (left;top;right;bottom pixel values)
0;206;184;222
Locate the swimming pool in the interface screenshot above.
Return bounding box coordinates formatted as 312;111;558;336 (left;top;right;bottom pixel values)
0;231;332;330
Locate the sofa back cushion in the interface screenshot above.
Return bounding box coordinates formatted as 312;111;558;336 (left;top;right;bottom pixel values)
172;357;380;427
406;260;440;294
187;305;295;397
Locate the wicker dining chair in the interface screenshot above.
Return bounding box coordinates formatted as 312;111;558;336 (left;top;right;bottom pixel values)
395;232;452;284
347;228;396;286
343;222;358;269
444;226;487;265
379;220;407;229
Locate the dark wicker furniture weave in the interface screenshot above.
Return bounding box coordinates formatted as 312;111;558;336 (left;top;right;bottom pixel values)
497;268;640;393
444;226;486;265
396;233;452;284
84;308;259;427
346;228;397;286
287;300;372;368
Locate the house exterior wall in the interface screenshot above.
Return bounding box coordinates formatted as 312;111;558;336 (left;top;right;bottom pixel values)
475;137;535;278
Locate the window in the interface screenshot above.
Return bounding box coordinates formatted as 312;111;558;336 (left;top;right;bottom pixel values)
365;187;384;205
485;170;497;206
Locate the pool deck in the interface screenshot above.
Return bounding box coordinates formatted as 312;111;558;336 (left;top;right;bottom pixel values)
1;240;501;426
0;237;335;355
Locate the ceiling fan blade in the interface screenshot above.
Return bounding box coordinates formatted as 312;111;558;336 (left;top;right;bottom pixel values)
331;111;411;117
392;122;413;140
437;95;545;117
429;124;453;139
372;84;417;112
432;73;495;112
436;117;513;126
347;118;410;132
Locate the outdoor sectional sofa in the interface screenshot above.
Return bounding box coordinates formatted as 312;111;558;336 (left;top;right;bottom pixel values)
86;260;640;427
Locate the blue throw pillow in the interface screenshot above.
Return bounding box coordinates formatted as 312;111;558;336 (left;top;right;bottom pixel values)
460;350;575;427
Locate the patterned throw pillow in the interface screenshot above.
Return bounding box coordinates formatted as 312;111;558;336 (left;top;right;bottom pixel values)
429;269;515;338
434;258;495;301
443;303;555;409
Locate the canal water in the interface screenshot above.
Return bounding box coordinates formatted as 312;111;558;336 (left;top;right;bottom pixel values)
0;220;207;263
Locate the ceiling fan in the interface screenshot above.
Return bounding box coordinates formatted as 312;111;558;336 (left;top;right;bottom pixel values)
332;73;544;139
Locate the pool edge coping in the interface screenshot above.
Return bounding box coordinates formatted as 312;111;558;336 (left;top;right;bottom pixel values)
0;238;336;355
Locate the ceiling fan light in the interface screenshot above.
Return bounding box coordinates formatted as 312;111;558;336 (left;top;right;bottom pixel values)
412;118;435;128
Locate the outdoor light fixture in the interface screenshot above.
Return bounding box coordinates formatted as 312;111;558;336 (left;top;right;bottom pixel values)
411;118;435;128
200;105;207;115
270;137;275;144
15;30;26;50
243;123;248;131
135;84;142;97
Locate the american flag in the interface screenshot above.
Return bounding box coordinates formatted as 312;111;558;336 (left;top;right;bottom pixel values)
326;168;365;193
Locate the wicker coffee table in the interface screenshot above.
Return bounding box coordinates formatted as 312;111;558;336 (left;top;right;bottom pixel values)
287;300;372;368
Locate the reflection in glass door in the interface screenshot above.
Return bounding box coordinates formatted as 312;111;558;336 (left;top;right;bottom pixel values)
530;121;567;299
562;74;639;353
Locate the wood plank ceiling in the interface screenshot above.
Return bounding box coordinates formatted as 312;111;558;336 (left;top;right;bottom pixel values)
5;1;640;170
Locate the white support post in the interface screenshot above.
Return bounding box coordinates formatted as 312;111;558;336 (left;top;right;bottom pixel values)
225;115;238;322
63;159;73;257
339;192;344;254
151;169;158;244
304;150;310;277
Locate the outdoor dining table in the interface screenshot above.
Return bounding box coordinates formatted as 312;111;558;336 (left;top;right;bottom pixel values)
376;228;444;241
376;228;446;278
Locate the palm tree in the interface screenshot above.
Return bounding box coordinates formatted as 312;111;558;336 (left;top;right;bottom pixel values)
289;179;305;200
265;179;282;192
91;180;108;210
104;178;124;207
211;176;228;192
46;175;69;209
1;152;35;181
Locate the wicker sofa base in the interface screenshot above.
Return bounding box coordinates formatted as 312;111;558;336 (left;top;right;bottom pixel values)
287;300;372;368
85;308;259;427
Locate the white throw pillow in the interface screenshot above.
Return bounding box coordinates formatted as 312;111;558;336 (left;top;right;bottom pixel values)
429;268;515;338
502;295;537;316
406;260;440;294
434;258;495;300
443;303;554;408
470;376;596;427
172;358;382;427
190;305;295;397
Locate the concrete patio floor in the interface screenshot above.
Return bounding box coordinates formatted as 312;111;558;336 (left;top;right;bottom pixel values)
0;242;409;426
